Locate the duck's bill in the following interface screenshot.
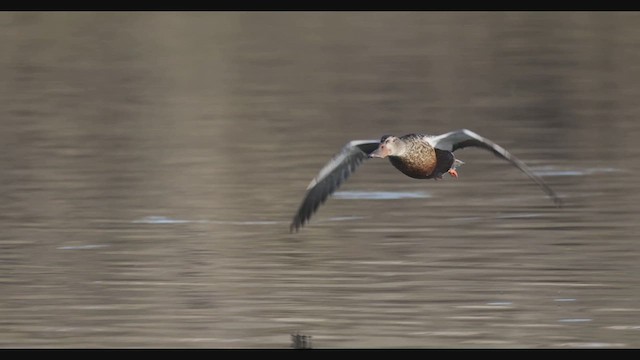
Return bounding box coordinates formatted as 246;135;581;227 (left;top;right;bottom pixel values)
368;146;388;158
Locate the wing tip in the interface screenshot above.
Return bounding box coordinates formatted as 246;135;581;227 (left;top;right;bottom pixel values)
291;216;312;232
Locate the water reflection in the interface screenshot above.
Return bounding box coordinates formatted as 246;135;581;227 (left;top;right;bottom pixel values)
1;12;640;348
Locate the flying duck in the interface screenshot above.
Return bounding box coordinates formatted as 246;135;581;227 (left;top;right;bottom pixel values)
290;129;561;232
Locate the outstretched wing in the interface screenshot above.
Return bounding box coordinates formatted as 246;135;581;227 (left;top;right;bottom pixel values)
290;140;380;232
427;129;562;206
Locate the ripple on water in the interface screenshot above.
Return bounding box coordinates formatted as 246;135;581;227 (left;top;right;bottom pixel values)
131;216;280;225
558;318;592;323
333;190;431;200
557;342;626;348
57;244;109;250
533;166;621;177
132;216;196;224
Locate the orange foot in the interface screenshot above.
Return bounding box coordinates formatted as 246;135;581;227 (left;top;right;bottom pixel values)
448;169;458;178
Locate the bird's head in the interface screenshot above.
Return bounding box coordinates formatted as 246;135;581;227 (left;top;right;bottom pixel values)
369;135;405;158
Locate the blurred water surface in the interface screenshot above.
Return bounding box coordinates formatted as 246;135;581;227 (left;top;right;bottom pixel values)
1;12;640;348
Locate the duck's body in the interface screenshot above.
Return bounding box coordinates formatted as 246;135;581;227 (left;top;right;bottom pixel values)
290;129;561;232
386;134;438;179
381;134;459;179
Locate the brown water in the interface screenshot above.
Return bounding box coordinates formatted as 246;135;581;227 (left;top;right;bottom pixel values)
1;12;639;348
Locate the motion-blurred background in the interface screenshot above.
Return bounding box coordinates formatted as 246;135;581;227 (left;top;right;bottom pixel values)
0;12;639;348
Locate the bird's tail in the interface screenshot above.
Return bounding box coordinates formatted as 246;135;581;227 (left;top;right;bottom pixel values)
452;159;465;169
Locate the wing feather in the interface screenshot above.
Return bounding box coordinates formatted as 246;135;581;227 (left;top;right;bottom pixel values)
428;129;562;206
290;140;380;232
